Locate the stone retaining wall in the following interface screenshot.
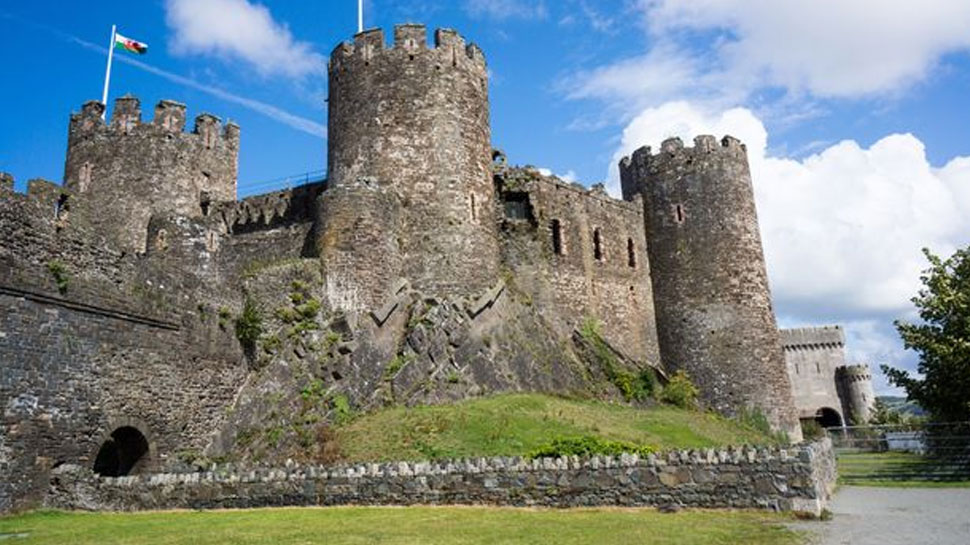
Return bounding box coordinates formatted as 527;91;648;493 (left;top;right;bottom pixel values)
46;438;836;516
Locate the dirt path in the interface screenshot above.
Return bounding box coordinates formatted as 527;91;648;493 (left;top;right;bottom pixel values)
794;486;970;545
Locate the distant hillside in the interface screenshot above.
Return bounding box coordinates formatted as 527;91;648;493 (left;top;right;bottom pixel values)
878;396;926;417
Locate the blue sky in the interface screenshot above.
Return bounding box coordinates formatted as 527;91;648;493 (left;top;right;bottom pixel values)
2;1;970;394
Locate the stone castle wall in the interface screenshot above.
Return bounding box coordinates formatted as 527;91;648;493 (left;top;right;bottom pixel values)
323;25;500;309
497;166;660;364
781;326;849;424
620;137;801;440
46;439;836;516
64;98;239;252
0;173;319;512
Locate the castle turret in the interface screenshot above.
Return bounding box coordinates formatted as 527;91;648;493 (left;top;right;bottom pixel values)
620;135;801;441
319;25;499;311
64;96;239;252
837;364;876;425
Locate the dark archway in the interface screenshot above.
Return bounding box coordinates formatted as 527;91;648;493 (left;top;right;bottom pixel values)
93;426;149;477
815;407;844;428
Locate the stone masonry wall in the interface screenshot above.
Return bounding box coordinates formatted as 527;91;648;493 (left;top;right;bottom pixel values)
497;166;661;364
324;25;500;306
620;136;801;440
46;439;837;516
0;176;249;512
781;326;848;423
0;293;247;513
64;97;239;252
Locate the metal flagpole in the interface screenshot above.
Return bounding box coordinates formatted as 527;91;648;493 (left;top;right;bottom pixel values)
101;25;117;119
357;0;363;33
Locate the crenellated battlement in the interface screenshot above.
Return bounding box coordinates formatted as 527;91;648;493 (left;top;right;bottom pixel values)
495;164;642;214
780;326;846;351
328;25;486;74
69;96;239;148
619;135;748;182
63;95;240;252
836;364;872;381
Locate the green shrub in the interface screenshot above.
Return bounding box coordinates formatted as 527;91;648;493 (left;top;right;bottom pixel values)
384;353;411;379
47;260;69;294
528;435;657;459
660;370;699;409
297;298;321;319
331;393;354;425
235;298;263;353
800;419;826;441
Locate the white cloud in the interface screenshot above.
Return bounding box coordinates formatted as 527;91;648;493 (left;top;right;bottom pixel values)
611;101;970;390
641;0;970;97
464;0;548;20
164;0;326;78
564;1;970;119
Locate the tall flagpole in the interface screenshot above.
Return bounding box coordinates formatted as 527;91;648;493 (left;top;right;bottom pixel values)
357;0;363;33
101;24;117;119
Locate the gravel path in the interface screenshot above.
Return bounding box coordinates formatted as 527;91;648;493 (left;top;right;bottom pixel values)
793;486;970;545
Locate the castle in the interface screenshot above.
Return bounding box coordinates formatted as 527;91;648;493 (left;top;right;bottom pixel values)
0;24;872;512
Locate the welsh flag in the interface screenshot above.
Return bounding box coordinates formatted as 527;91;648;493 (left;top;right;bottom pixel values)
114;33;148;55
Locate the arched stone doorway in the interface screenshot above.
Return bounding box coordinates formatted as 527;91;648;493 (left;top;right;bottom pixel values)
815;407;844;428
93;426;150;477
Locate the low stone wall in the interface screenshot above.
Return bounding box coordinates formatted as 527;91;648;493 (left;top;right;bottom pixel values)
46;439;835;515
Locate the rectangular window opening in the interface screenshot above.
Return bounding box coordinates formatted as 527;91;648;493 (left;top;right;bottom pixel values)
551;219;563;255
593;228;603;261
627;238;636;268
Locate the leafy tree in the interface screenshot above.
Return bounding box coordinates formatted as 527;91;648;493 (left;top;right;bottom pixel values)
882;247;970;422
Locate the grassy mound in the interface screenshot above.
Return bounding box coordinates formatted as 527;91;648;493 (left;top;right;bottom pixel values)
333;393;777;462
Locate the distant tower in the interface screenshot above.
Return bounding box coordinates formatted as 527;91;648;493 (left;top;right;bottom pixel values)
620;135;801;441
837;364;876;425
64;96;239;251
319;25;500;311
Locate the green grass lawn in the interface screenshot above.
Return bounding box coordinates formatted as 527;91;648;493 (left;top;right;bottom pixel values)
334;393;776;462
0;507;804;545
837;451;970;487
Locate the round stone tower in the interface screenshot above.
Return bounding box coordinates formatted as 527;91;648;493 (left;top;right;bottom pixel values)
320;24;500;311
619;135;801;441
837;364;876;425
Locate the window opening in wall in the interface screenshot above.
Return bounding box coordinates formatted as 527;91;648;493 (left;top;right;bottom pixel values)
627;238;636;268
503;191;534;221
200;190;212;217
93;426;149;477
816;362;821;374
795;363;800;375
593;228;603;261
470;193;477;221
54;194;69;220
551;219;563;255
674;204;685;223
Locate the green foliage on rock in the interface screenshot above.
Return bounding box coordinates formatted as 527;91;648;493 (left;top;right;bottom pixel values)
47;260;69;294
527;435;657;459
579;316;657;402
883;246;970;422
660;370;699;410
234;298;263;353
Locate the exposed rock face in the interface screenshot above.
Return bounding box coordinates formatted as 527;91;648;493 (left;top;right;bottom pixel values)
208;261;647;465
